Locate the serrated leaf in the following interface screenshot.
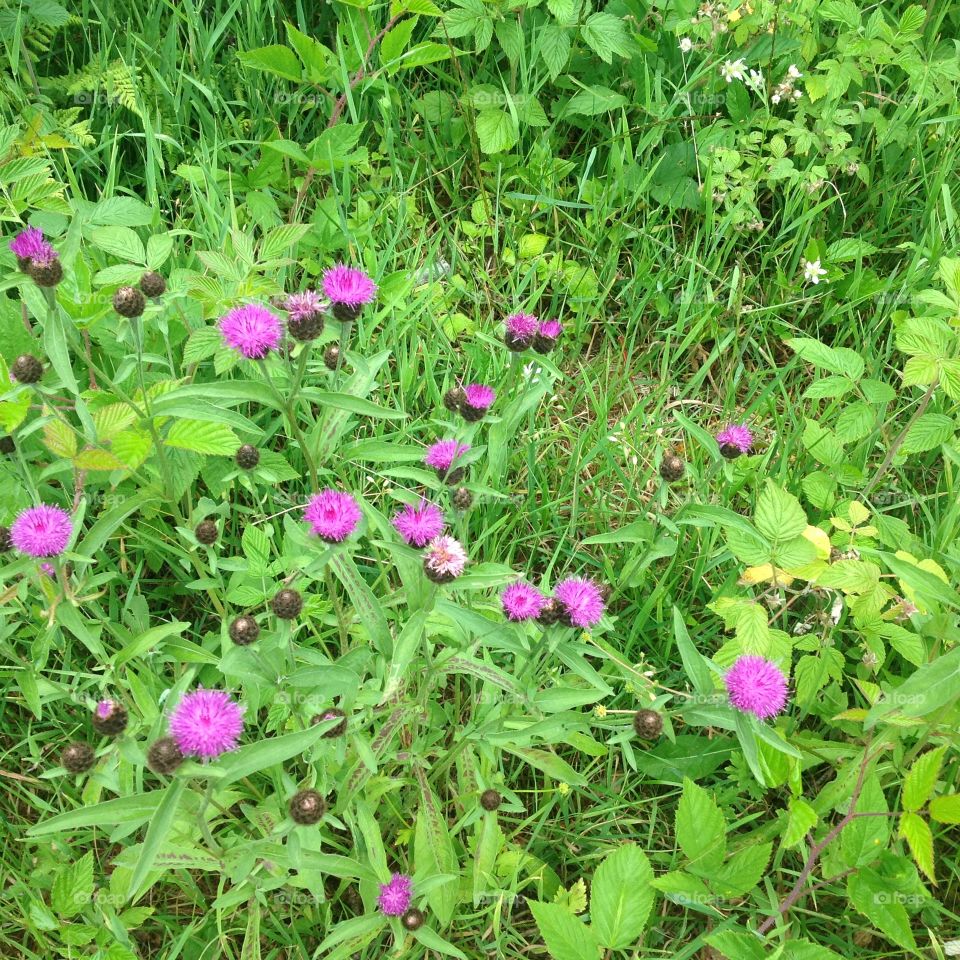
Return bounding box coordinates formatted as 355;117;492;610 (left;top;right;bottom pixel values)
929;794;960;823
529;902;599;960
676;777;726;872
43;416;78;458
783;797;818;848
539;25;571;79
165;419;239;455
580;12;632;63
903;746;945;812
755;481;808;542
900;413;954;454
474;108;517;154
564;85;627;116
590;845;655;948
847;870;917;950
51;852;94;917
899;812;935;884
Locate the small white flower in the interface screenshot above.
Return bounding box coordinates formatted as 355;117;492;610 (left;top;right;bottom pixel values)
746;69;765;90
679;37;693;53
802;259;828;285
942;940;960;956
793;88;802;99
771;93;782;104
787;64;803;80
720;58;747;83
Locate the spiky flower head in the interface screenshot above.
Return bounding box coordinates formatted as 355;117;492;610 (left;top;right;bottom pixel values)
304;489;362;543
195;519;218;545
92;699;128;737
378;873;413;916
11;504;72;557
392;500;445;548
229;615;260;646
632;708;663;739
504;312;538;351
139;271;166;298
146;736;184;775
554;578;605;629
660;454;685;482
501;582;548;621
62;742;95;774
461;384;496;421
271;587;303;619
452;487;473;511
219;304;283;359
10;227;57;267
313;707;347;738
113;286;146;318
533;320;563;354
235;444;260;470
11;354;43;384
725;655;789;720
289;788;326;825
322;264;377;321
285;290;326;341
423;535;468;583
323;344;341;371
716;423;754;458
168;688;244;760
424;440;469;482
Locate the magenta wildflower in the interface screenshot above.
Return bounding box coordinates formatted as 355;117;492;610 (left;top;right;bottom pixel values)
392;500;445;548
96;700;114;719
39;562;55;577
10;504;72;557
219;304;283;359
725;656;789;720
716;423;754;458
285;290;325;321
9;227;57;267
304;489;362;543
504;312;538;351
378;873;413;916
168;688;245;759
424;440;469;481
502;582;547;621
322;264;377;322
423;535;468;583
461;384;496;421
533;320;563;354
554;578;605;629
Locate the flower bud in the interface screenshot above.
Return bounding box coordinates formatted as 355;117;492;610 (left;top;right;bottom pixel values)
235;444;260;470
480;788;502;811
147;736;184;775
113;286;146;318
139;271;166;298
195;519;218;545
62;741;95;774
11;354;43;384
91;699;128;736
271;587;303;619
289;788;326;825
632;709;663;740
402;908;425;931
28;258;63;287
659;454;685;482
229;615;260;646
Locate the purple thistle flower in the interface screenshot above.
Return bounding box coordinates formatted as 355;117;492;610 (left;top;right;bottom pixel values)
321;264;377;307
11;504;72;557
285;290;326;321
168;688;245;759
378;873;413;916
392;500;445;548
9;227;57;266
537;320;562;340
553;578;605;629
423;535;468;583
504;312;538;350
716;423;754;458
725;655;789;720
460;384;496;423
304;489;362;543
96;699;115;720
219;304;283;359
502;582;547;621
424;440;469;472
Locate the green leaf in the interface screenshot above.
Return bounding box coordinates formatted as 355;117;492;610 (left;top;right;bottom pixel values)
676;778;726;872
590;845;655;948
215;724;332;787
580;12;632;63
414;782;459;923
475;108;518;154
89;225;145;263
672;607;714;696
28;793;166;836
865;643;960;728
846;871;917;951
902;746;945;812
929;794;960;823
755;481;808;542
713;842;771;897
529;902;599;960
165;419;239;455
51;852;94;917
128;780;186;902
899;812;935;884
539;25;571;79
238;44;302;81
564;85;627;116
304;391;406;420
782;797;819;848
411;926;468;959
802;419;846;468
900;413;955;454
329;553;392;657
